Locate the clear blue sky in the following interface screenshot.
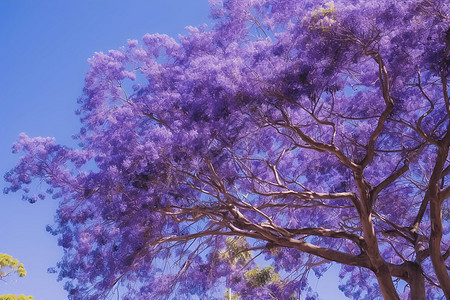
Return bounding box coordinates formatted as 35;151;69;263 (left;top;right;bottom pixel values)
0;1;346;299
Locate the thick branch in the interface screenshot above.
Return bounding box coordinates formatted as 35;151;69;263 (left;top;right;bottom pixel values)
252;188;360;211
442;74;450;116
429;130;450;298
441;186;450;202
412;189;430;233
286;227;367;250
228;224;372;269
388;262;426;300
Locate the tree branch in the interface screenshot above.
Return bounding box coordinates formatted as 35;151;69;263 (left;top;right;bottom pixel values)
360;54;394;168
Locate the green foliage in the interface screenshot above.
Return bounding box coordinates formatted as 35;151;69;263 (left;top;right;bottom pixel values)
307;1;337;32
224;288;240;300
244;266;280;288
220;239;281;296
0;254;26;278
0;254;32;300
0;295;34;300
219;237;252;266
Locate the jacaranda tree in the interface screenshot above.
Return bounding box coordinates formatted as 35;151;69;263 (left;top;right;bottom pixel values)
4;0;450;299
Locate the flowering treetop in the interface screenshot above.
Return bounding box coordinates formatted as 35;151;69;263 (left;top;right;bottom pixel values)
4;0;450;299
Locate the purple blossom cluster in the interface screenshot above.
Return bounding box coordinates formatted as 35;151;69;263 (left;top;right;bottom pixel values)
4;0;450;299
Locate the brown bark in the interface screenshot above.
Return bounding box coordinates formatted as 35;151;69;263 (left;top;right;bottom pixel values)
353;166;400;299
407;265;426;300
375;264;401;300
389;262;425;300
353;52;401;299
429;132;450;298
430;198;450;299
361;212;400;300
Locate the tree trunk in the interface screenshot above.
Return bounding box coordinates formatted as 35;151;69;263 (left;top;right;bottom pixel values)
374;263;400;300
389;262;425;300
429;140;450;299
359;212;400;299
430;198;450;299
407;263;426;300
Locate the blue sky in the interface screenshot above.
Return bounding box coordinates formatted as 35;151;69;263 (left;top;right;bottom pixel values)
0;1;345;299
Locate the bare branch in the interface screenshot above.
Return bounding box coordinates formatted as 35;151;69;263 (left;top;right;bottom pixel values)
360;54;394;168
371;144;426;201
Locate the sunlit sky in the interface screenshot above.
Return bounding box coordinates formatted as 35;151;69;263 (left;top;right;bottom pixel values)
0;1;345;299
